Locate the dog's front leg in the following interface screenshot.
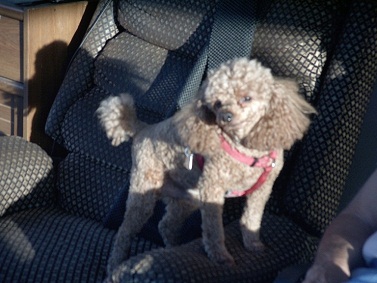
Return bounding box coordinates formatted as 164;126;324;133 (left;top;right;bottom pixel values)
240;186;271;252
199;181;234;266
107;162;163;275
107;189;159;274
159;198;199;247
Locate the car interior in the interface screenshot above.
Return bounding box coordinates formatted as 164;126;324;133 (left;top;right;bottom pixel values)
1;0;377;282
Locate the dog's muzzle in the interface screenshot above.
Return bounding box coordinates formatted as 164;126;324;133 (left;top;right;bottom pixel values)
220;112;233;123
213;100;233;123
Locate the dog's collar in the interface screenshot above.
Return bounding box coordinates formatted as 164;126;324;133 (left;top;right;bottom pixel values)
190;135;277;198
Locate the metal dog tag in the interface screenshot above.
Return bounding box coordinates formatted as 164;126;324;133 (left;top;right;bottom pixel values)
184;147;194;170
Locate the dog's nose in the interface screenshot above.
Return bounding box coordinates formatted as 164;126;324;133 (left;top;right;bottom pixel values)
221;112;233;123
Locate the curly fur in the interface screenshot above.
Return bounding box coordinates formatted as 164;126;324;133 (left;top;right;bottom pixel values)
97;58;316;277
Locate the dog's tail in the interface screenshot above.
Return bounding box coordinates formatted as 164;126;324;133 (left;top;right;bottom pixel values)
97;93;146;146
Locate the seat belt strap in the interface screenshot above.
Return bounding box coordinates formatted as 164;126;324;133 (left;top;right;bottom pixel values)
175;0;258;112
208;0;258;70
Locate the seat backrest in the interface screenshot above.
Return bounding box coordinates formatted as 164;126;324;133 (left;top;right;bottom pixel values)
255;0;377;236
45;0;217;222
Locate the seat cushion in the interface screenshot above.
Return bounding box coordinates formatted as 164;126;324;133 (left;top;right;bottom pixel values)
109;213;319;283
0;206;159;283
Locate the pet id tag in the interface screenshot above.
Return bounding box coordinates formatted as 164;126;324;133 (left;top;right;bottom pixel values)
184;147;194;170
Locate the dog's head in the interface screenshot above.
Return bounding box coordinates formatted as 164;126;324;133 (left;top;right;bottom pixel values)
199;58;316;150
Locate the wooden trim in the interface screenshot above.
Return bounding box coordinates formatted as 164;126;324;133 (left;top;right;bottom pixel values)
0;15;22;82
0;3;23;21
0;1;93;150
0;78;23;136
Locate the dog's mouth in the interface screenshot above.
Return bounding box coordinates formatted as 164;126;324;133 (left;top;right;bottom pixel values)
199;100;244;133
199;104;217;125
217;111;235;125
199;102;246;143
200;103;238;127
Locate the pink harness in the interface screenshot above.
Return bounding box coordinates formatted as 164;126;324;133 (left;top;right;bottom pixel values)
195;136;277;198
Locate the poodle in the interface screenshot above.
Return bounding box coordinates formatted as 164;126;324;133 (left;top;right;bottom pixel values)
97;58;316;274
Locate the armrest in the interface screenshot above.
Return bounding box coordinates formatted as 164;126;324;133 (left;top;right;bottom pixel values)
0;136;56;217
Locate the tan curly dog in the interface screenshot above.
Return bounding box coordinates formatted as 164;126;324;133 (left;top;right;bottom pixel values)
97;58;316;274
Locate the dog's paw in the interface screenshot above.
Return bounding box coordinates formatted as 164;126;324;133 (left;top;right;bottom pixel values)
207;248;235;267
304;263;349;283
158;222;180;247
107;254;121;275
240;224;265;253
107;253;124;275
302;265;328;283
244;240;266;252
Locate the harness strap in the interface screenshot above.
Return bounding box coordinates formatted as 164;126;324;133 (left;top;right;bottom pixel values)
225;151;276;198
194;136;277;198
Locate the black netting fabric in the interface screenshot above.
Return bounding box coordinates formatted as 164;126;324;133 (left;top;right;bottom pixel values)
283;1;377;236
0;136;55;217
0;207;159;283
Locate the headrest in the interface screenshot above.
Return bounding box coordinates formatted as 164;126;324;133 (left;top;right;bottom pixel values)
117;0;213;56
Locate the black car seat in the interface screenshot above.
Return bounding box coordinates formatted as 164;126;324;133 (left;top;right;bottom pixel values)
1;0;377;282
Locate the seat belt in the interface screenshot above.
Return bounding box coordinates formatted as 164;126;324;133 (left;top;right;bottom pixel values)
207;0;258;70
174;0;258;113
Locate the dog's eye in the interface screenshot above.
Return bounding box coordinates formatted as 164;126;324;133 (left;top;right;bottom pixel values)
214;100;222;110
240;96;252;104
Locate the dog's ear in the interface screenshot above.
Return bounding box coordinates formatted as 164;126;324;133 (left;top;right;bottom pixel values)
195;101;216;125
193;80;217;125
243;79;317;150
